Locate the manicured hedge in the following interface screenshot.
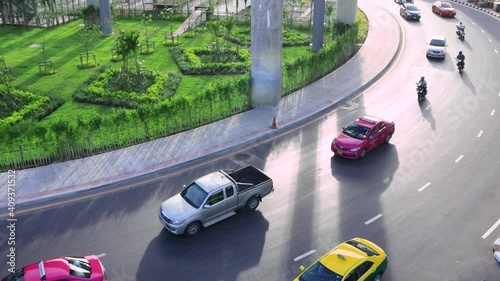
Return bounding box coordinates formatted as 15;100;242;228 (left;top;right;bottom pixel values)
224;27;311;47
73;67;182;108
0;86;65;126
170;47;251;74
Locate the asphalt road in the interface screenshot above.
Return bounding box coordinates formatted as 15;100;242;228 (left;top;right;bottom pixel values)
1;0;499;280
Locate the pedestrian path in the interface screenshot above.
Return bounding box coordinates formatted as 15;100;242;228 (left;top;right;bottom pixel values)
0;0;401;208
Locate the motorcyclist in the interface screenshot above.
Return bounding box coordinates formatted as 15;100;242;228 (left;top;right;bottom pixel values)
456;22;465;36
456;51;465;68
417;76;427;96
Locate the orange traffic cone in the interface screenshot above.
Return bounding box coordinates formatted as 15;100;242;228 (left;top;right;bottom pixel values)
271;116;278;129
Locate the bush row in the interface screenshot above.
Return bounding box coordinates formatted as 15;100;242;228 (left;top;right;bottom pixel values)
73;67;182;108
170;47;250;75
0;85;65;126
224;27;311;47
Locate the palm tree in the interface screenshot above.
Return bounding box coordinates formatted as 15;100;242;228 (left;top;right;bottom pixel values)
223;16;236;48
208;21;221;52
116;30;141;74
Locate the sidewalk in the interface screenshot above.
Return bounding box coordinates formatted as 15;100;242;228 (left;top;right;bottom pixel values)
0;0;402;208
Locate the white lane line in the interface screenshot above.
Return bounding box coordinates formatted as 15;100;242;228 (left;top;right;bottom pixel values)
477;130;484;138
365;214;383;225
455;155;464;163
418;182;431;192
489;38;492;43
482;218;500;239
294;250;316;262
495;49;499;54
491;110;496;116
425;104;431;110
471;21;476;25
481;30;485;33
96;253;106;258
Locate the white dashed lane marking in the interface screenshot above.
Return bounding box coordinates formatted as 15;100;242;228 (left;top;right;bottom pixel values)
425;104;431;110
365;214;383;225
477;130;483;138
97;253;106;258
491;110;496;116
294;250;316;262
418;182;431;192
481;30;485;33
489;38;492;43
495;49;498;54
455;155;464;163
482;218;500;239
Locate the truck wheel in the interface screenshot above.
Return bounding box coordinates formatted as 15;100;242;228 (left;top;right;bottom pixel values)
184;222;201;237
374;273;382;281
246;196;260;211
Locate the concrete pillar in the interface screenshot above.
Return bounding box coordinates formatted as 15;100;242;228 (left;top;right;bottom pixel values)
336;0;358;25
311;0;326;52
99;0;113;36
250;0;282;108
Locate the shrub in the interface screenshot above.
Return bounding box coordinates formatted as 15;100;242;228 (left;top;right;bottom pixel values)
170;47;250;75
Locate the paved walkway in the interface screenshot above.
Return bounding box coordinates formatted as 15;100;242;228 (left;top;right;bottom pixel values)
0;0;401;208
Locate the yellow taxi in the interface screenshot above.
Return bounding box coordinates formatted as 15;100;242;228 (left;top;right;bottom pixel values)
294;238;388;281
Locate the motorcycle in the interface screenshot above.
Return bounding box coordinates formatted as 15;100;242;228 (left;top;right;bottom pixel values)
416;83;427;101
456;59;465;74
456;27;465;40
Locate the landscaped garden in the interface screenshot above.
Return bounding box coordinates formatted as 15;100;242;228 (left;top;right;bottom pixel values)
0;7;368;172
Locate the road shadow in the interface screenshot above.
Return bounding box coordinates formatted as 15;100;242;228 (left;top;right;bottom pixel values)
419;99;436;130
135;210;269;281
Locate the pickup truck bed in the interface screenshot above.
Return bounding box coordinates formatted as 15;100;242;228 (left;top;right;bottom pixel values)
227;166;271;192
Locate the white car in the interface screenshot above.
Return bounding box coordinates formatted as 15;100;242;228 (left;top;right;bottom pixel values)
426;36;447;59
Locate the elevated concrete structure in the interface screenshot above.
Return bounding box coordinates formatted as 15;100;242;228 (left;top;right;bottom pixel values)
311;0;326;52
337;0;358;25
99;0;113;35
250;0;283;107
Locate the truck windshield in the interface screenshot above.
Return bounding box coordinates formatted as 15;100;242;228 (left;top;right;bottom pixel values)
181;183;208;209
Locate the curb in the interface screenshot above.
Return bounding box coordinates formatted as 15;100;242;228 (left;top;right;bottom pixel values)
449;0;500;19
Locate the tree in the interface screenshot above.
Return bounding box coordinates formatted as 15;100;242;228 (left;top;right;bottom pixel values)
208;21;222;52
0;56;12;94
141;12;157;54
78;24;101;67
222;16;236;48
116;30;141;74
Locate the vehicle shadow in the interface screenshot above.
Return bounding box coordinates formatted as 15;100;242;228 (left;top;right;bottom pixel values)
330;143;399;189
419;99;436;130
135;210;269;281
330;143;399;280
460;71;476;93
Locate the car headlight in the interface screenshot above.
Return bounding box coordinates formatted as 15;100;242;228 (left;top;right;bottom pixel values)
170;219;184;225
350;147;360;152
406;12;411;15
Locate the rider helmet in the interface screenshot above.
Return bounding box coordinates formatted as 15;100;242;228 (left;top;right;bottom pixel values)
421;76;425;80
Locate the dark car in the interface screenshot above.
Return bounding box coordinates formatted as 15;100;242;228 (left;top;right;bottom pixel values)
400;4;421;20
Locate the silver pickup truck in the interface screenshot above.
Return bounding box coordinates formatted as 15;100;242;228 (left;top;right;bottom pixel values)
159;166;274;236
